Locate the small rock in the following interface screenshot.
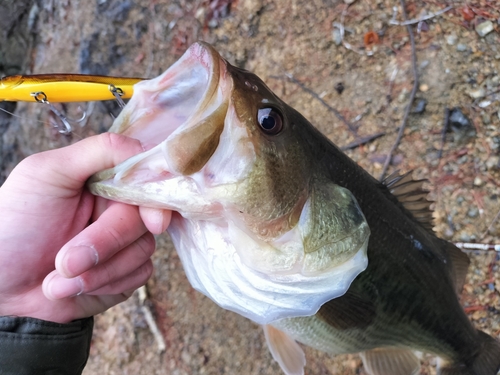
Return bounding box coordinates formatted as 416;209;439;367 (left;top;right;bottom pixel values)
460;233;471;242
476;20;494;37
420;60;430;69
457;155;468;164
468;207;479;218
456;43;468;52
398;88;408;103
468;88;486;99
444;227;454;238
332;29;342;45
448;108;477;142
334;82;344;95
412;98;427;114
486;156;499;170
449;108;472;129
446;34;457;45
482;113;491;125
419;83;429;92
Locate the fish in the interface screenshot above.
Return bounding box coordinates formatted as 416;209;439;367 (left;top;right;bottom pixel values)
88;42;500;375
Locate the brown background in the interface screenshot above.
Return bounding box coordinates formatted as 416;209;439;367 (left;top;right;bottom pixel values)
1;1;500;374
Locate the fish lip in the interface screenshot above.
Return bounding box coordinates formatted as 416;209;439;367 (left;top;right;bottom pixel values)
108;41;225;149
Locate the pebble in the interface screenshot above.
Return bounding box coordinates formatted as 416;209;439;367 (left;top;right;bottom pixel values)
467;88;486;99
332;29;342;45
420;60;430;69
460;233;471;242
476;21;494;37
482;113;491;125
478;100;491;108
412;98;427;114
446;34;457;45
468;207;479;218
449;108;472;130
398;88;408;103
486;156;500;170
456;43;468;52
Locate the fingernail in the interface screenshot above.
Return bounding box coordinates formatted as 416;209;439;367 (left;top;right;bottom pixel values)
47;275;84;299
62;245;99;277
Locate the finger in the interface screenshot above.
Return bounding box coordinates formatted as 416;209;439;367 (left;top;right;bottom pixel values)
87;260;153;296
56;202;148;278
139;206;172;234
18;133;144;191
44;232;154;299
92;196;111;222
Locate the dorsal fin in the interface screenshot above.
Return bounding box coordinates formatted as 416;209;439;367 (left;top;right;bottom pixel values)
383;170;434;230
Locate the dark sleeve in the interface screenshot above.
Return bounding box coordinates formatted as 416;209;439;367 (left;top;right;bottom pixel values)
0;316;93;375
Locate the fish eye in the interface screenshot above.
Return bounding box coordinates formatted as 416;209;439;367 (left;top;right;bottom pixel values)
257;107;283;135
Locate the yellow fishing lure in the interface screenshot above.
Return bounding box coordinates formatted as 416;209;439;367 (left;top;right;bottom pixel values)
0;74;145;103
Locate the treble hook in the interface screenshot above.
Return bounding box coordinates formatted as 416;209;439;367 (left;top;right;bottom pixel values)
31;91;73;135
109;84;126;108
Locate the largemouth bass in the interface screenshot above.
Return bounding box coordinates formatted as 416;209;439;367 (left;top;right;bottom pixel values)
88;42;500;375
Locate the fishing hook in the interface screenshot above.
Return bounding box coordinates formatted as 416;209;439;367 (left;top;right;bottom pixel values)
109;84;126;108
31;91;73;135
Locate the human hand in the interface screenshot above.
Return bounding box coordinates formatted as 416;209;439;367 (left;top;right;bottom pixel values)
0;133;171;323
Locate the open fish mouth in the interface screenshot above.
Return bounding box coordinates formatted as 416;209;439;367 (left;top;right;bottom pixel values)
88;42;369;324
89;42;234;215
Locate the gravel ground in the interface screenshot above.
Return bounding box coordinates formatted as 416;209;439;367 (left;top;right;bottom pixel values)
1;1;500;374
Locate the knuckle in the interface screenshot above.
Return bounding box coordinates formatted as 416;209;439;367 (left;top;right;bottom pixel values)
136;232;156;258
98;132;142;154
104;226;126;252
139;260;154;280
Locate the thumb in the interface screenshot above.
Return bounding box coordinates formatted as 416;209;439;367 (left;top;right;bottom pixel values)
18;133;144;190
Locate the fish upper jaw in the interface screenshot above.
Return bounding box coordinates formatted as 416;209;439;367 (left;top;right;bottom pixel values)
88;42;247;215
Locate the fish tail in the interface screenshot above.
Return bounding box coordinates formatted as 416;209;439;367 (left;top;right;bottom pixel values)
440;330;500;375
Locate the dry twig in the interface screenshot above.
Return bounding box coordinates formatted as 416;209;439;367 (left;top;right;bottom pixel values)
389;5;453;26
138;286;166;353
455;242;500;252
379;0;419;181
341;132;386;150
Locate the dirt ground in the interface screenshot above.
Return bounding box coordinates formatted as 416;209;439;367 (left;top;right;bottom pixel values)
1;0;500;374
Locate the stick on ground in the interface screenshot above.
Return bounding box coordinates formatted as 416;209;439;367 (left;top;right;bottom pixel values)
379;0;419;181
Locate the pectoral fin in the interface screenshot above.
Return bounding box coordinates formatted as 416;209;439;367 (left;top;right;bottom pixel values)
263;325;306;375
317;288;376;330
360;347;420;375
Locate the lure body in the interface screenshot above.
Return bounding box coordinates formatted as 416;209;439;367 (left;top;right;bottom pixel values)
0;74;144;103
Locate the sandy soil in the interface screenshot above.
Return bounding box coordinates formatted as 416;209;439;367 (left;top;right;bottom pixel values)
1;0;500;374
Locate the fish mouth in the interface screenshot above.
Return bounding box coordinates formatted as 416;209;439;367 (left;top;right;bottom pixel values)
88;42;232;210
